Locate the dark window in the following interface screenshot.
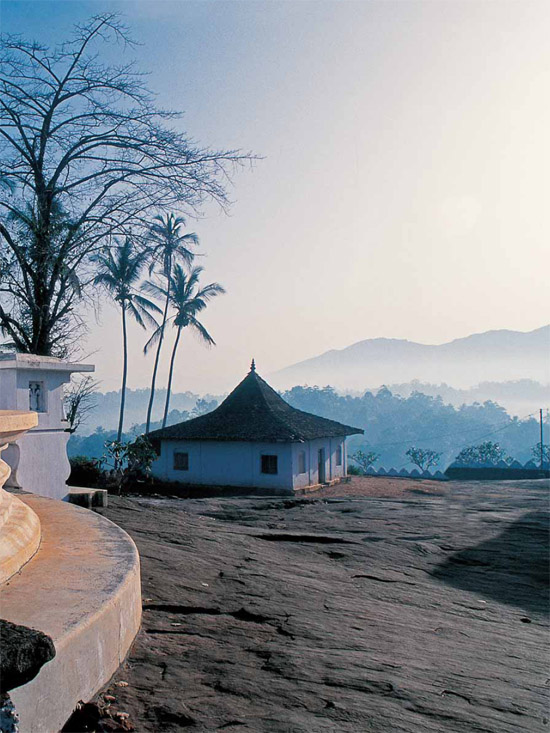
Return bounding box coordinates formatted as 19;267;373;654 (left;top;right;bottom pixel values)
173;452;189;471
261;454;278;475
29;381;46;412
336;445;342;466
298;451;306;474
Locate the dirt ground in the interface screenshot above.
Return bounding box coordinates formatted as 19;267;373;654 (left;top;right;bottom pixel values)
308;475;447;498
69;477;549;732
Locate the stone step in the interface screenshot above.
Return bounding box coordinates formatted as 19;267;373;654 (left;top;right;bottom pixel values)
67;487;108;508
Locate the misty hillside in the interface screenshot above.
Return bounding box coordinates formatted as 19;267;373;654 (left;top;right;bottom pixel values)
271;326;550;391
81;389;222;435
379;379;548;418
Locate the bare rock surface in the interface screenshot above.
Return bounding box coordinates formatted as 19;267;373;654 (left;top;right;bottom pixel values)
95;478;549;732
0;619;55;693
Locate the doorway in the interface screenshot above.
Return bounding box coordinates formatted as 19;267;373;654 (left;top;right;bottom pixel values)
318;448;326;484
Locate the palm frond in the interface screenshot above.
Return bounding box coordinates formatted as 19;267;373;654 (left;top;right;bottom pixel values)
143;324;165;355
189;316;216;347
142;279;168;301
128;302;146;329
133;293;162;314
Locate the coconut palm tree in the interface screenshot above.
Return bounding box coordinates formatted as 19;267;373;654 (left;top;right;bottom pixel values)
144;214;199;434
94;239;161;442
144;265;225;428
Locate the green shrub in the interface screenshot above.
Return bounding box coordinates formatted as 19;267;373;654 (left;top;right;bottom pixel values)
68;455;103;487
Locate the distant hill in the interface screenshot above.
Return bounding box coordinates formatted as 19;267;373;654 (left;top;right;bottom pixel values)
271;326;550;392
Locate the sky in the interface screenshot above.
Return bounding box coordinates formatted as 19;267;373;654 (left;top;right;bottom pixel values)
1;0;549;395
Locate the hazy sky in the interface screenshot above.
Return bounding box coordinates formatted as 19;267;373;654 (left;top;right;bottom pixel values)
2;0;549;394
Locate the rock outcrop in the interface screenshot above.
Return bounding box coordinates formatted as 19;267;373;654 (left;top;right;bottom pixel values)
94;478;549;732
0;619;55;693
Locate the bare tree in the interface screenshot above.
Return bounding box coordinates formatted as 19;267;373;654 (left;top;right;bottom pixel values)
64;375;99;434
454;441;510;466
0;14;251;356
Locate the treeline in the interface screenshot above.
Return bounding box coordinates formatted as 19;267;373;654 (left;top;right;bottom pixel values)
374;379;547;417
281;386;546;469
69;383;547;470
68;399;219;460
77;389;222;435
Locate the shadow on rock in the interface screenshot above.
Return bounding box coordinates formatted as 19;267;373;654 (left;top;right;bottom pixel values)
432;511;549;615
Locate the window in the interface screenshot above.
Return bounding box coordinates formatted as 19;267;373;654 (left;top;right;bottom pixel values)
173;452;189;471
261;454;278;475
336;445;342;466
29;382;46;412
298;451;306;474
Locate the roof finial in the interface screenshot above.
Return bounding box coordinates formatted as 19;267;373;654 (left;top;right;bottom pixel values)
250;358;256;373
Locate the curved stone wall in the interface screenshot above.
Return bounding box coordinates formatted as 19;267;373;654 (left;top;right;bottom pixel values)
2;494;141;733
0;409;141;732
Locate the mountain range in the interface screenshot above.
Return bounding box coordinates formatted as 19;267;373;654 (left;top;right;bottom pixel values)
270;326;550;392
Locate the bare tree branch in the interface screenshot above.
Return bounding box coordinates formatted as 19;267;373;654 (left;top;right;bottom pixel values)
0;13;255;355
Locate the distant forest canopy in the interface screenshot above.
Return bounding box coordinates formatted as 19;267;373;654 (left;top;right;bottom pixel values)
75;379;547;435
78;388;224;435
68;382;548;470
281;385;547;469
350;379;549;418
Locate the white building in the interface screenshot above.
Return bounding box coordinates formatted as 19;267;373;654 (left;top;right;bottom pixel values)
149;362;363;493
0;353;94;500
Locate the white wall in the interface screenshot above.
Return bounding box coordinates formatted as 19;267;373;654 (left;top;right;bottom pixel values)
152;440;294;491
0;357;93;500
152;436;349;492
291;436;347;488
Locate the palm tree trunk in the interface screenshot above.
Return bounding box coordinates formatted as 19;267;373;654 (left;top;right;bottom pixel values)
162;325;182;428
118;305;128;443
145;283;170;433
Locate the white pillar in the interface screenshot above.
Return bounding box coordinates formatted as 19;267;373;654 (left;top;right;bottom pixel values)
0;354;94;500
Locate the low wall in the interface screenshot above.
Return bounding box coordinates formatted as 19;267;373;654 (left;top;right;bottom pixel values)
445;466;550;481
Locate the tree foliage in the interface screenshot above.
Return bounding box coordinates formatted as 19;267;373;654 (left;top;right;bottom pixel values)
0;14;250;355
531;442;550;467
144;213;199;433
349;449;380;474
405;447;441;471
454;441;511;466
144;264;225;427
191;398;218;417
282;385;544;468
94;238;160;440
100;435;156;492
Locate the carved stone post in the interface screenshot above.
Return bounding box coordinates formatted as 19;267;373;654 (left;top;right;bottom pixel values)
0;411;41;585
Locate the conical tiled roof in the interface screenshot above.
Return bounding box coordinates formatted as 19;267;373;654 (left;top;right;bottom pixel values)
149;368;363;443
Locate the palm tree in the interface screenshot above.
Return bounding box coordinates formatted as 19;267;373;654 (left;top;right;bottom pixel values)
94;239;161;442
144;265;225;428
144;214;199;434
